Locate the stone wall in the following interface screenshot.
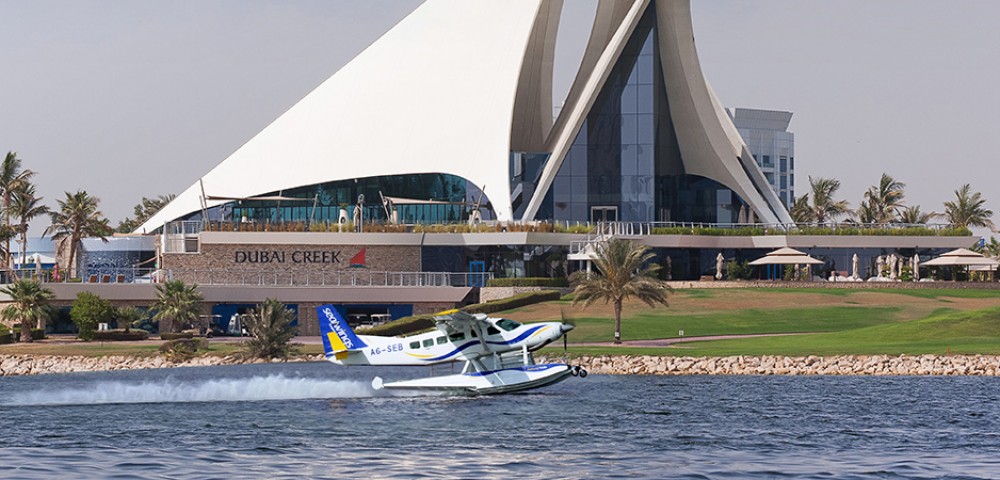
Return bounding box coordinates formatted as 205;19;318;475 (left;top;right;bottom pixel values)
479;287;572;303
163;244;420;282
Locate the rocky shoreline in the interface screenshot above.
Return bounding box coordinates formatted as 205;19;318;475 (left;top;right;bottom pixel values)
4;353;1000;377
557;354;1000;376
0;354;326;377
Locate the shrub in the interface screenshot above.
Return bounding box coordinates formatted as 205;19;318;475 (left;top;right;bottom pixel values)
159;338;208;362
29;328;46;341
70;292;114;341
0;332;12;345
486;277;569;288
358;291;561;337
357;315;435;337
465;290;562;315
160;332;194;340
725;260;754;281
93;329;150;341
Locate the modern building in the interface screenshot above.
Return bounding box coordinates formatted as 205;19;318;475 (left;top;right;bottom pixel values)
731;108;795;208
139;0;793;233
12;0;973;337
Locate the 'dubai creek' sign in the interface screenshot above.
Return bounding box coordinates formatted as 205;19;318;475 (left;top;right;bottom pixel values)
234;249;353;265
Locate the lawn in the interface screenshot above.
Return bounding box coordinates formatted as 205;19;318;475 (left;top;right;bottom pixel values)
0;339;325;357
506;287;1000;357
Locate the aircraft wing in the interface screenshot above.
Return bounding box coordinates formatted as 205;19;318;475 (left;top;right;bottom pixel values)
433;310;493;353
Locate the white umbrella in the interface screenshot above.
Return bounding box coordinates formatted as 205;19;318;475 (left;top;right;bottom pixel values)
851;253;860;279
715;252;724;280
34;254;42;277
922;248;1000;267
748;247;824;265
912;254;920;281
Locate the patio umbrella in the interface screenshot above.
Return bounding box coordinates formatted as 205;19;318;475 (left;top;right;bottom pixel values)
748;247;824;266
912;254;920;281
922;248;1000;267
851;253;860;279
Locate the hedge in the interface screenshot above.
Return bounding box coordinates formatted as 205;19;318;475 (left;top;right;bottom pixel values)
160;332;195;340
0;329;46;343
485;277;568;288
94;330;150;341
0;332;11;345
357;316;435;337
358;290;562;337
464;290;561;315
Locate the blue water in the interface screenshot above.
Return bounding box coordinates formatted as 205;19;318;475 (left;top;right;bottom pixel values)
2;363;1000;479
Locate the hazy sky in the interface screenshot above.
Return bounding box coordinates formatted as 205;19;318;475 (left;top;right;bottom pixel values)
2;0;999;235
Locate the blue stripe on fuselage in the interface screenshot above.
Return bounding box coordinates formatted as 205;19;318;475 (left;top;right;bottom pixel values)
423;325;549;362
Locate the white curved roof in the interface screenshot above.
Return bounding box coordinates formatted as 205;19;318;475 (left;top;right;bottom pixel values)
141;0;543;232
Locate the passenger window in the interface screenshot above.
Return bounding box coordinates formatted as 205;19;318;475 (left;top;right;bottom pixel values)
486;326;500;336
436;336;447;345
470;330;477;338
422;339;434;348
449;332;465;341
409;341;420;349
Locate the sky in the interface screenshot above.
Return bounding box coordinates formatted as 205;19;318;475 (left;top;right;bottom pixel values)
2;0;999;235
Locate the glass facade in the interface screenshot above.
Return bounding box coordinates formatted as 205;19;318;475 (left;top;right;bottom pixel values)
543;4;745;224
185;174;493;226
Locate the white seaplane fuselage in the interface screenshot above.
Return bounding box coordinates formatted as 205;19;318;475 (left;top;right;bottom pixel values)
317;305;581;395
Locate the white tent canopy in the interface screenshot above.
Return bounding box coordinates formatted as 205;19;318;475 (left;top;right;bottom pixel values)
921;248;1000;267
748;247;824;266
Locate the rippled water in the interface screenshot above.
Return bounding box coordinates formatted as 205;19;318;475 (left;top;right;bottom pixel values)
2;363;1000;479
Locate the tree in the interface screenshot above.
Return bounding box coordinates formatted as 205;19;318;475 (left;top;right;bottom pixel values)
152;280;204;333
898;205;939;225
10;183;49;273
45;190;112;278
241;298;299;359
0;152;35;269
0;279;53;342
69;291;114;340
789;194;813;223
114;306;146;334
571;238;671;344
944;184;994;229
116;194;176;233
862;173;906;224
795;177;850;225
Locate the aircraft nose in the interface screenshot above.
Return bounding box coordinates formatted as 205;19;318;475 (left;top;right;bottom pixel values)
560;323;575;333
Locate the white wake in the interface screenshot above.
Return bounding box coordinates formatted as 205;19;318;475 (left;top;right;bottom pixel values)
4;374;384;406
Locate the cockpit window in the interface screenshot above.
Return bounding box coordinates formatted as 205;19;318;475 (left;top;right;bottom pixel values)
495;319;521;332
486;326;500;336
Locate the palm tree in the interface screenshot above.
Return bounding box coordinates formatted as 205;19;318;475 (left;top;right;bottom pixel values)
44;190;111;278
0;152;35;269
805;177;850;225
898;205;939;225
863;173;906;224
0;279;54;342
944;184;994;229
11;183;49;274
152;280;204;334
116;193;177;233
789;194;813;223
115;306;146;334
242;298;298;359
571;238;671;344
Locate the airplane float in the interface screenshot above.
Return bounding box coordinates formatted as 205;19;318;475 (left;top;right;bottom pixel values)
317;305;587;395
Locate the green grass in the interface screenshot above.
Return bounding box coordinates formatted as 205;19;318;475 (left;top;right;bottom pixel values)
565;306;903;343
756;287;1000;300
549;307;1000;357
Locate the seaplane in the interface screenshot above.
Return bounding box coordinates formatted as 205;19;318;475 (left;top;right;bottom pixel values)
317;304;586;395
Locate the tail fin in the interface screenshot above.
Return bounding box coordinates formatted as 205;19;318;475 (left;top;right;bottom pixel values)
317;304;367;360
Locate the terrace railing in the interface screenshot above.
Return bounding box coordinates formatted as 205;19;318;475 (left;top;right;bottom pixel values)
165;269;492;287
